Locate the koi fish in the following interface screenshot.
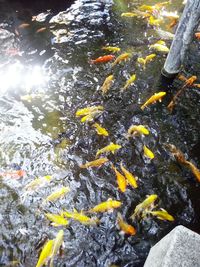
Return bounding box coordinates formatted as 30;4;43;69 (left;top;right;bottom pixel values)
45;213;68;226
195;32;200;39
166;144;200;182
18;23;30;29
80;157;109;168
89;200;122;213
121;12;138;17
137;54;156;69
117;213;136;235
62;210;99;225
50;230;64;267
44;186;70;203
122;74;136;90
25;175;52;191
102;46;121;53
112;53;131;67
92;123;109;136
156;29;175;40
120;163;138;188
96;142;122;157
150;40;169;53
127;125;150;136
76;106;104;117
130;194;158;220
185;161;200;183
122;10;151;19
80;111;103;123
148;16;163;26
101;75;114;95
36;27;47;33
143;145;155;159
36;239;54;267
167;75;197;112
89;55;115;64
149;209;174;221
0;169;26;179
111;164;127;193
141;91;166;110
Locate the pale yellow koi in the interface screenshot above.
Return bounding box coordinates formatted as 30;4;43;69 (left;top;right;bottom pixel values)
80;157;109;168
123;74;136;90
96;142;121;157
101;75;114;94
89;200;122;213
112;53;131;67
130;194;158;220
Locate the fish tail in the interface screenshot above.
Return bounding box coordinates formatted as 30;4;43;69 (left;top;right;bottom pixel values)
89;60;94;64
141;104;145;110
49;258;54;267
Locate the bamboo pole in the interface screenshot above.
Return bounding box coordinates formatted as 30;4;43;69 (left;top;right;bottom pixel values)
162;0;200;78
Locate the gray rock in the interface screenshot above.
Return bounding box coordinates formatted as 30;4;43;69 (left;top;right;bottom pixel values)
144;225;200;267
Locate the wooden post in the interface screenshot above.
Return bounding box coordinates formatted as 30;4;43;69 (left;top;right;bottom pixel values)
162;0;200;78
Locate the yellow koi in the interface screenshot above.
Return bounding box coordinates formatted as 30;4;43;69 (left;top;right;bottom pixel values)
102;46;121;53
127;125;150;136
45;213;68;227
92;123;109;136
143;145;155;159
111;164;127;193
117;213;136;235
76;106;104;117
150;41;169;52
120;162;138;188
137;54;156;69
130;194;158;220
149;209;174;221
123;74;136;90
148;16;163;26
62;210;99;225
44;187;70;203
101;75;114;94
80;110;103;123
80;157;109;168
141;91;166;110
25;175;52;191
50;230;64;267
112;53;131;67
96;142;121;157
35;240;54;267
89;200;122;213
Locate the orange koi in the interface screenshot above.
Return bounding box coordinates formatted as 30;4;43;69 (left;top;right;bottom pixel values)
117;213;136;235
89;55;115;64
0;170;26;179
167;75;197;112
195;32;200;39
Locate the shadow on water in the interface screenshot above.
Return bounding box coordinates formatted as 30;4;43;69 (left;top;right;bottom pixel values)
0;0;200;266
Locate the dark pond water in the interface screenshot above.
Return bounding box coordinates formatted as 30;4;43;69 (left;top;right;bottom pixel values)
0;0;200;266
